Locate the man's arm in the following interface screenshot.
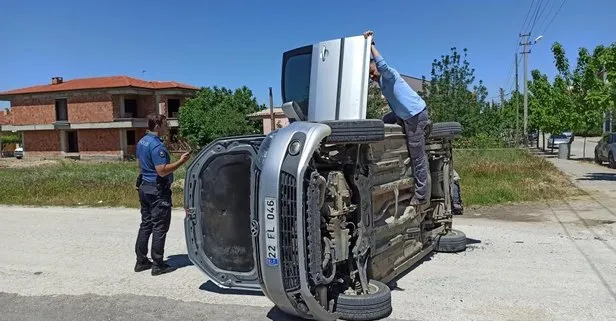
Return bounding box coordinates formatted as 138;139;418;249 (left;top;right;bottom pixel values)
151;144;188;177
371;45;397;80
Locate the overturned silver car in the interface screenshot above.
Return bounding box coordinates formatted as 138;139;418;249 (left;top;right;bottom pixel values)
184;34;466;321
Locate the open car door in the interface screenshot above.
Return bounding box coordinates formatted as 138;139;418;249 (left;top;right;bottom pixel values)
184;135;265;291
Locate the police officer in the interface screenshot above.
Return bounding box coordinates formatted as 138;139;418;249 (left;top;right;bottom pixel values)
134;113;190;276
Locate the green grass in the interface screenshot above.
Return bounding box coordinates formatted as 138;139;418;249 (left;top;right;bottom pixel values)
0;149;580;208
0;160;186;208
454;148;581;207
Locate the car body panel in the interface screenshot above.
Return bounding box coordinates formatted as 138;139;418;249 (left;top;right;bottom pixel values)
255;121;334;320
281;34;372;122
595;133;616;162
183;135;265;291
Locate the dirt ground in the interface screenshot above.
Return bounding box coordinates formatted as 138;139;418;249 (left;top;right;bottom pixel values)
0;157;59;169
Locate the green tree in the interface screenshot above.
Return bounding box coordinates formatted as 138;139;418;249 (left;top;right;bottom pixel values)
178;86;264;148
366;83;388;119
421;47;494;143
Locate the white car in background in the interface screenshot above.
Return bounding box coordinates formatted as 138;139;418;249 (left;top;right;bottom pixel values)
14;147;23;159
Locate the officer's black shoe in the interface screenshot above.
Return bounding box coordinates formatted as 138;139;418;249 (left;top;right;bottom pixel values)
151;263;177;276
134;260;153;272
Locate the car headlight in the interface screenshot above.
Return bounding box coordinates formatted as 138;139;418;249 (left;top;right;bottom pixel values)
255;131;276;169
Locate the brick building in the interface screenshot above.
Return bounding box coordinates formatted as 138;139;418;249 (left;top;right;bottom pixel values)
0;76;198;160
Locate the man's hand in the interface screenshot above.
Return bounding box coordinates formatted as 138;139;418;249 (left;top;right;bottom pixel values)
363;30;374;41
180;152;191;164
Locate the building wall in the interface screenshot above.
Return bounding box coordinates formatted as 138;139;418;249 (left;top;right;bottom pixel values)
261;116;290;134
23;131;62;157
10;93;114;125
10;97;56;125
77;129;120;154
0;110;11;125
68;94;114;123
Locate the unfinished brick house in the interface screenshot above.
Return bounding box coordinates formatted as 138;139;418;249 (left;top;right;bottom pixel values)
0;76;199;160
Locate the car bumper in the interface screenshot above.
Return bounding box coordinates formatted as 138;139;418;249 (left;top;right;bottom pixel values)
253;121;338;320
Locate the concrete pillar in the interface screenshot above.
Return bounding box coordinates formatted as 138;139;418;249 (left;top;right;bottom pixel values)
119;129;127;160
119;95;125;118
59;130;67;156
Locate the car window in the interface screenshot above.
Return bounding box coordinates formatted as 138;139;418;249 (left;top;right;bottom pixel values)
282;51;312;119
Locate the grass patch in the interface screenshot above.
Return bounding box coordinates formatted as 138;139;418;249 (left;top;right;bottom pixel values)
454;148;581;207
0;159;186;208
0;148;580;208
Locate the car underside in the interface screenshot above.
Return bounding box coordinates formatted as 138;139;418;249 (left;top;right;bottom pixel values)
184;34;466;321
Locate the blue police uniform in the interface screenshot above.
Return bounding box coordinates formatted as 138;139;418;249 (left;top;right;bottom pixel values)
134;132;173;269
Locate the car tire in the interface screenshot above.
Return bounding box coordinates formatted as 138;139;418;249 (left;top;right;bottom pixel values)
434;229;467;253
429;122;462;139
322;120;385;144
595;150;602;165
335;280;392;321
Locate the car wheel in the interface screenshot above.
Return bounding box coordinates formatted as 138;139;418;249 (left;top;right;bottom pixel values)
595;150;602;165
429;122;462;139
434;229;467;253
335;280;392;321
609;152;616;169
322;119;385;144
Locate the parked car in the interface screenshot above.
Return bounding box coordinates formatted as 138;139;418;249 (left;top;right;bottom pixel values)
547;133;572;149
14;147;23;159
594;133;616;168
183;34;466;321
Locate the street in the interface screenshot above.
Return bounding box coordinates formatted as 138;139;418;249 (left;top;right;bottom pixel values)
1;191;616;321
2;138;616;321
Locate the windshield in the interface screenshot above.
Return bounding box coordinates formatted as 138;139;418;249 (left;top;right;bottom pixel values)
282;45;312;119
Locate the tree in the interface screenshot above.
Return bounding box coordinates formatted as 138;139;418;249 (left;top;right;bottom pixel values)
178;86;264;148
421;47;493;141
366;83;388;119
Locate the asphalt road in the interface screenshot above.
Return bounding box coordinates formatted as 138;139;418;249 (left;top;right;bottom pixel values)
1;192;615;321
2;142;616;321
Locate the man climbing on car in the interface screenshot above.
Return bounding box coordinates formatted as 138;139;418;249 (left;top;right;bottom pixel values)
364;30;431;207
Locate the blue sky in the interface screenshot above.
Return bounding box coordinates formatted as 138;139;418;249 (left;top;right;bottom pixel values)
1;0;615;109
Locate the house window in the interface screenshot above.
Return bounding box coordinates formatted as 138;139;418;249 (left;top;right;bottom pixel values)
55;99;68;121
127;130;136;145
168;99;180;118
124;99;137;117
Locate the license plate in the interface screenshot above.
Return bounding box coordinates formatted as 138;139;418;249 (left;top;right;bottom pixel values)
264;197;279;267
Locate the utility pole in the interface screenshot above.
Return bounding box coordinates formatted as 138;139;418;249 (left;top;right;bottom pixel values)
268;87;275;132
515;52;519;145
520;33;531;146
499;88;505;108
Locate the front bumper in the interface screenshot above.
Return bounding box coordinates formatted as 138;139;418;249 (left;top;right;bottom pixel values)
253;121;338;320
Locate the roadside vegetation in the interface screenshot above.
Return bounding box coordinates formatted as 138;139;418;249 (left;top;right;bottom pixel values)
454;149;581;207
0;148;580;208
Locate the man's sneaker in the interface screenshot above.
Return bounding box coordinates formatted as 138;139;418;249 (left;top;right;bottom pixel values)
134;260;153;272
151;263;177;276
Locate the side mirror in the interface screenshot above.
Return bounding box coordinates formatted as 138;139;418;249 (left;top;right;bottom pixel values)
282;101;307;122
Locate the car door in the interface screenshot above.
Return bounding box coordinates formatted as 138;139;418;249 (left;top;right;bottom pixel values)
184;134;265;291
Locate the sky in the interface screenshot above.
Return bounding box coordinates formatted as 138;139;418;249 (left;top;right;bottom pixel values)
1;0;615;109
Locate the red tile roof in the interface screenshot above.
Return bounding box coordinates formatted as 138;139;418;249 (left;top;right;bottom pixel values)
0;76;199;96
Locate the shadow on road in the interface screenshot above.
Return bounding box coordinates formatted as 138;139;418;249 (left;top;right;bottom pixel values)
576;172;616;182
167;254;193;269
267;307;304;320
199;280;265;296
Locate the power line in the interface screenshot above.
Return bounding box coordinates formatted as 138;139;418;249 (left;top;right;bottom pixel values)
539;0;568;36
519;0;537;33
529;0;551;34
533;0;558;35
